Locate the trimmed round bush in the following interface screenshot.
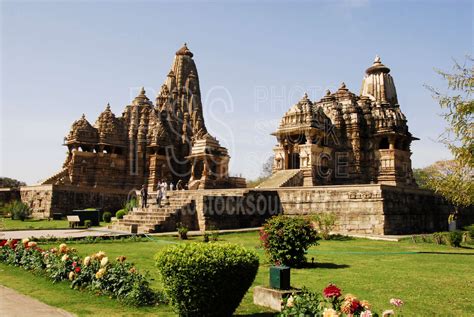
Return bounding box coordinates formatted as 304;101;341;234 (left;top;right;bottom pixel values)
260;215;319;267
116;210;126;219
102;211;112;223
155;243;259;316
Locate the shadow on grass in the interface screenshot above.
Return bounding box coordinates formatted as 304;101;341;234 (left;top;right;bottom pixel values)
302;262;350;269
418;251;474;255
327;234;355;241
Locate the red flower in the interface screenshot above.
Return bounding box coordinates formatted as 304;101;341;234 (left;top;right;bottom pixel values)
72;261;77;268
0;240;7;247
75;267;81;273
351;299;361;313
323;284;342;298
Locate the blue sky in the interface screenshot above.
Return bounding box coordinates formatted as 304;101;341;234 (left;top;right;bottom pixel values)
1;0;472;184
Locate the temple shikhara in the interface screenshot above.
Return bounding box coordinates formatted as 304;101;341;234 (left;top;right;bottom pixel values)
15;46;458;235
260;56;417;188
42;44;244;191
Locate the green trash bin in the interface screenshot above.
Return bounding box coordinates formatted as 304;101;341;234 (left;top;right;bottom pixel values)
269;265;290;290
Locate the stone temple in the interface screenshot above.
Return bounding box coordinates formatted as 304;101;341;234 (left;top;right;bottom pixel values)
15;46;466;235
259;56;417;188
42;44;245;192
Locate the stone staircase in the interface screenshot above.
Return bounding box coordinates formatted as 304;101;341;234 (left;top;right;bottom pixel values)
109;191;194;233
256;169;303;188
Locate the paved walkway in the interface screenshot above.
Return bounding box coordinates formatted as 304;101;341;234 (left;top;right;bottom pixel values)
0;226;409;241
0;228;128;240
0;285;75;317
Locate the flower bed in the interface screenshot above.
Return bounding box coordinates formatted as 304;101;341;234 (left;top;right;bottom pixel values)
280;283;404;317
0;238;159;306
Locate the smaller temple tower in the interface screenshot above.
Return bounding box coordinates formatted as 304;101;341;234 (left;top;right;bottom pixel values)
269;56;417;188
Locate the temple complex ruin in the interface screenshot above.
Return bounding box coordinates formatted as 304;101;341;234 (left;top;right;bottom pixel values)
15;48;467;235
259;56;417;188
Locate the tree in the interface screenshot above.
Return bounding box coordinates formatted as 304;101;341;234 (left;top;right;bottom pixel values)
424;57;473;209
416;160;473;208
0;177;26;188
260;155;274;178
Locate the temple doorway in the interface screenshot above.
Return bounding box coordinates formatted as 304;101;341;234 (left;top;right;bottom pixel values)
288;153;300;169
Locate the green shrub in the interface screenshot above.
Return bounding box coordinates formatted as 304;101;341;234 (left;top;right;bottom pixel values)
156;243;259;316
464;225;474;239
84;220;91;228
116;210;126;220
260;215;319;267
102;212;112;223
280;288;323;316
176;222;188;240
311;212;337;240
123;198;138;212
446;231;463;247
7;201;31;221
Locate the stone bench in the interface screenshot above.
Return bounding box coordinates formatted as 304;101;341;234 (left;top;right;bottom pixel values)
67;215;80;229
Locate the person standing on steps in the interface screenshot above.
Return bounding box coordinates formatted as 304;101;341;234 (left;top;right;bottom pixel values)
140;184;148;209
156;185;163;207
161;180;168;202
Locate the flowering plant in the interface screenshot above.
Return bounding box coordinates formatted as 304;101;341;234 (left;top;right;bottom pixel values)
0;240;159;307
280;283;404;317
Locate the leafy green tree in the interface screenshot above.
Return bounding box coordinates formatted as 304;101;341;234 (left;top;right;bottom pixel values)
0;177;26;188
425;57;473;209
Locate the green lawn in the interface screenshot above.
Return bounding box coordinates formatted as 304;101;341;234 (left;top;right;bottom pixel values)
0;218;104;230
0;232;473;316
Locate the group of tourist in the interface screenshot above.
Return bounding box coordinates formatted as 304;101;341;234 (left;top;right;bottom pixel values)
139;180;188;208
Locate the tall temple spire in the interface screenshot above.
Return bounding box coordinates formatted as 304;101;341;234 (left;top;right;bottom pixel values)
360;55;398;105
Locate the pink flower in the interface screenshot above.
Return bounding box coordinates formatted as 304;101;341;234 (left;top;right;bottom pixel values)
360;311;373;317
382;309;395;317
390;298;404;307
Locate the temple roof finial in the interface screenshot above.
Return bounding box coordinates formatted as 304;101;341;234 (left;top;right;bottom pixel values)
374;55;381;63
140;87;146;95
106;103;110;110
81;113;86;120
326;89;331;96
340;82;346;89
176;43;194;58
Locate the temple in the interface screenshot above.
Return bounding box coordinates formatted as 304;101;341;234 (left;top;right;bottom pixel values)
42;44;245;191
260;56;417;188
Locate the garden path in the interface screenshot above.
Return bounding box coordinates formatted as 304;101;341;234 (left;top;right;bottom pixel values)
0;285;75;317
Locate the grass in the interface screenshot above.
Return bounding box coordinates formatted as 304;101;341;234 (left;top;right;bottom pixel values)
0;218;104;231
1;231;474;316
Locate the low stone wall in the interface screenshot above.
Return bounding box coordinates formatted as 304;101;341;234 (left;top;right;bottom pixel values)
274;184;456;235
0;188;21;204
275;185;386;234
20;185;129;219
201;190;281;230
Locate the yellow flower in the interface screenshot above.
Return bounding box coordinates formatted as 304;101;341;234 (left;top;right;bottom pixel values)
83;256;91;266
22;238;30;245
95;268;106;279
100;257;109;267
116;256;126;263
286;295;294;308
323;308;340;317
96;251;106;261
27;241;37;248
68;271;75;281
61;254;69;262
361;300;371;310
59;243;68;253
